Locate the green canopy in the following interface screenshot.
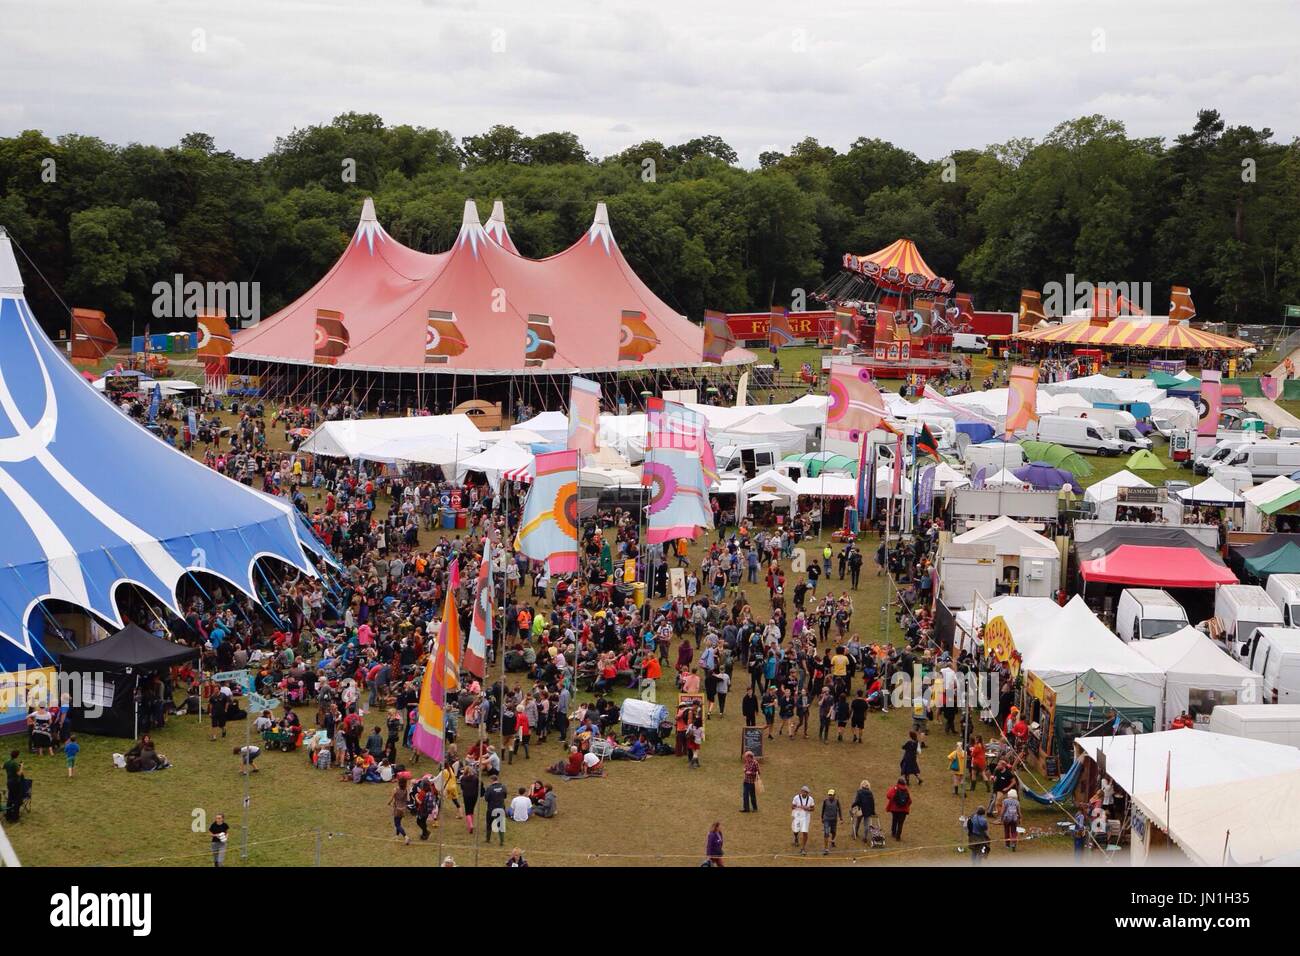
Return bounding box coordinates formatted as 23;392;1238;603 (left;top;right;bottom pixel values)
1243;540;1300;577
1148;371;1201;390
1258;486;1300;516
1126;449;1166;471
1020;439;1094;477
783;451;858;477
1040;669;1156;758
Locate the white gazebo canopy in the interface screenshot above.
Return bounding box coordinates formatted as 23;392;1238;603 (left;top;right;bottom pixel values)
1084;469;1153;504
454;440;533;492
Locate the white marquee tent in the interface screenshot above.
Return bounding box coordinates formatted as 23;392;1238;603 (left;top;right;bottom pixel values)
1017;595;1167;722
301;414;483;463
1130;626;1263;728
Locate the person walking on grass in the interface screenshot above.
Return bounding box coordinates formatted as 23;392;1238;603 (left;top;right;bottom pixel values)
850;779;876;841
388;778;411;845
208;812;230;867
849;690;868;744
790;785;814;855
64;734;79;778
947;742;967;796
966;805;990;864
885;777;912;841
741;749;760;812
820;788;843;855
705;821;725;867
1000;788;1022;851
900;730;922;786
969;735;990;792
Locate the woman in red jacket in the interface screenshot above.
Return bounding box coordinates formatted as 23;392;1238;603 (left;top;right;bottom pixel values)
885;777;912;842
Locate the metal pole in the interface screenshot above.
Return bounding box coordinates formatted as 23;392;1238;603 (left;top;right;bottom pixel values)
314;826;322;866
240;713;251;859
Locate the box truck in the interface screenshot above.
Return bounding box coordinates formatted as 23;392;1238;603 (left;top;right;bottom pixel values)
1215;584;1284;658
1208;704;1300;747
1115;588;1189;642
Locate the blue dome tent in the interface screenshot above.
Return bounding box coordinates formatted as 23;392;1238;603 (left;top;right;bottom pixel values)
0;228;321;708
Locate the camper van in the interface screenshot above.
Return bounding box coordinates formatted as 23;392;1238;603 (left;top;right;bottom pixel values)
715;442;780;479
1115;588;1189;642
1021;415;1125;456
1216;584;1285;657
951;333;988;353
1211;441;1300;483
1208;704;1300;747
1243;627;1300;703
1267;574;1300;628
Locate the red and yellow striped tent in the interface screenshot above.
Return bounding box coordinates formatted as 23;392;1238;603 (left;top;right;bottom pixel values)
1012;319;1250;351
841;238;954;294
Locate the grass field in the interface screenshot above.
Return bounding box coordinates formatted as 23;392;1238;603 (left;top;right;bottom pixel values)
4;393;1087;867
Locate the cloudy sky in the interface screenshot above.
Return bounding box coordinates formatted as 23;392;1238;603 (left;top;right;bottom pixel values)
2;0;1297;164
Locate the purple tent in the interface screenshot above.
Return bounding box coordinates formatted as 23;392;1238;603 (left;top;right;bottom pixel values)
1013;461;1079;492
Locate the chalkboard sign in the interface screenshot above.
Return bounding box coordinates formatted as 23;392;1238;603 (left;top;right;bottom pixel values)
1045;755;1059;778
742;726;764;759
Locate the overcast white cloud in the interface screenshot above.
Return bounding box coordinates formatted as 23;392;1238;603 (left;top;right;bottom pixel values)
0;0;1296;164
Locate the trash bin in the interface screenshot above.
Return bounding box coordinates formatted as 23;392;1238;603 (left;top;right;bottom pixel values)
454;509;467;530
441;510;455;530
631;581;646;607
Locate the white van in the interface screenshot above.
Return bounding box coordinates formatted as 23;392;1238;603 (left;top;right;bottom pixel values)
1058;408;1152;453
715;442;780;478
963;441;1026;475
951;333;987;353
1215;584;1284;657
1115;588;1189;642
1243;627;1300;703
1022;414;1125;456
1265;574;1300;628
1194;436;1259;475
1208;704;1300;747
1211;441;1300;483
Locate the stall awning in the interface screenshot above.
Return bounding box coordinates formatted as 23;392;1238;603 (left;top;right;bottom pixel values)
1079;544;1238;588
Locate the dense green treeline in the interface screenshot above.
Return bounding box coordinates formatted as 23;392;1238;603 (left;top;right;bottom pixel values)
1;109;1297;335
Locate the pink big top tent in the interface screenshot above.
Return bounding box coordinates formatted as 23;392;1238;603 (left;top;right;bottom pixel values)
231;198;752;376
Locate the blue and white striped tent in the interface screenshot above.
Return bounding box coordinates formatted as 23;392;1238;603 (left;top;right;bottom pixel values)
0;228;321;673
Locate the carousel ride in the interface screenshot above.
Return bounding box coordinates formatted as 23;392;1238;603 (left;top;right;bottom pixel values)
813;237;971;380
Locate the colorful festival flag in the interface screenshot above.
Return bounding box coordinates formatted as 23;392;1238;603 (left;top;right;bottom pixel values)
411;636;447;762
702;310;736;363
643;399;713;544
1004;365;1040;439
464;542;493;679
1018;290;1047;326
515;449;579;572
69;308;118;365
833;309;859;348
916;424;940;461
1169;286;1197;323
922;384;999;426
1197;369;1222;438
439;563;462;691
567;376;600;454
826;365;891;442
768;306;796;352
